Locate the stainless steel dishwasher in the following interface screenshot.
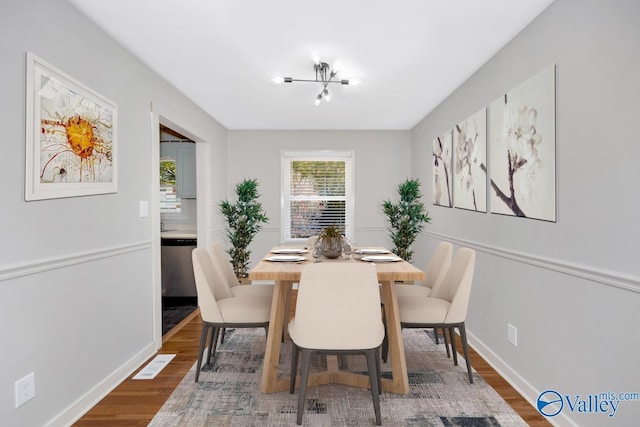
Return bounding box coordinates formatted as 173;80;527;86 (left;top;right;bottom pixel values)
161;237;198;297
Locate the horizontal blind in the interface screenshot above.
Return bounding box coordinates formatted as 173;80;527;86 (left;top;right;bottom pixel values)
282;152;353;241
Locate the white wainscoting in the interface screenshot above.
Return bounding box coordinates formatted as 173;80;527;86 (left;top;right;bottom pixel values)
426;231;639;294
0;240;153;283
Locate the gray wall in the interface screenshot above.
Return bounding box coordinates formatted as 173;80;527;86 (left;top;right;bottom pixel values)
225;130;414;267
411;1;640;425
0;0;227;425
3;0;639;425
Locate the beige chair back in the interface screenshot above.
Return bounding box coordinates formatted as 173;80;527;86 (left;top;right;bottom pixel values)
291;262;384;350
209;242;241;287
431;247;475;324
192;248;230;323
305;235;319;249
424;241;453;289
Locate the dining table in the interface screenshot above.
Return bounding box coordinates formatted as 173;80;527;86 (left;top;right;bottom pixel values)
248;245;426;395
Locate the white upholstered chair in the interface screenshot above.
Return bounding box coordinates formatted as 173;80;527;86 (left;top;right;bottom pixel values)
304;235;319;250
192;248;271;382
397;247;476;383
394;241;453;349
381;241;454;362
208;242;274;344
288;263;384;425
395;241;453;299
208;242;274;298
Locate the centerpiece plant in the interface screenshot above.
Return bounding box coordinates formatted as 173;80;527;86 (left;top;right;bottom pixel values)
381;178;431;262
318;224;344;259
219;178;269;278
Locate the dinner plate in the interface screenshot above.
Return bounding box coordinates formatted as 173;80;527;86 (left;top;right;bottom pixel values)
361;255;402;263
355;248;391;255
265;255;307;262
271;248;308;255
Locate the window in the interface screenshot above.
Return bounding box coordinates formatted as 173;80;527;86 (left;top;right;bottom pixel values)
160;158;181;212
282;151;354;242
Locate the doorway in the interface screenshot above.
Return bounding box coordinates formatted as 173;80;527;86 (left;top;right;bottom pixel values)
159;124;198;335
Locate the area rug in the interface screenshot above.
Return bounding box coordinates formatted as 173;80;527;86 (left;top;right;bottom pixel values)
149;328;527;426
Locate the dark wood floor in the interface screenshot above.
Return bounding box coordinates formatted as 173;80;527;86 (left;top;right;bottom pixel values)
74;297;550;426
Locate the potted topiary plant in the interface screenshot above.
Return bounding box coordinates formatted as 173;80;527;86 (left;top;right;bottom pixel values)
219;178;269;278
381;178;431;262
318;224;344;259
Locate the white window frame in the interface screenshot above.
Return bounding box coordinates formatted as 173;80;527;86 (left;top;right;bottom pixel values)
281;150;354;243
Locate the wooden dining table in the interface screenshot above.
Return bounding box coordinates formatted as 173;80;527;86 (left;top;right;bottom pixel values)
249;246;426;395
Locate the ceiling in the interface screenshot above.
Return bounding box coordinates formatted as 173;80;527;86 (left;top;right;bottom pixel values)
66;0;554;130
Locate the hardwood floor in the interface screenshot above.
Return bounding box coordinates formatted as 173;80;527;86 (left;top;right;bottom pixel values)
74;295;550;426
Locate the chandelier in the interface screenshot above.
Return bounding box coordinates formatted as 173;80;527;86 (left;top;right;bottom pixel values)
273;60;355;105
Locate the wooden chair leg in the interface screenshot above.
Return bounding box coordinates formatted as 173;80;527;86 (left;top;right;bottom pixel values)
289;344;299;394
296;350;313;425
365;349;382;425
449;327;458;366
374;347;382;394
207;327;220;365
195;324;211;383
442;328;451;358
458;323;473;383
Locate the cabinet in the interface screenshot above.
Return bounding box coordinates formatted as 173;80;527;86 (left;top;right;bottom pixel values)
160;143;196;198
177;145;197;198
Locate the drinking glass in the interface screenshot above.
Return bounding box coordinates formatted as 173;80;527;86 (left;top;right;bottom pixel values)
312;243;323;263
343;238;353;259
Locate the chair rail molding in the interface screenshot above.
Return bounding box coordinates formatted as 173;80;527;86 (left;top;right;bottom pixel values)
0;240;153;283
426;231;639;294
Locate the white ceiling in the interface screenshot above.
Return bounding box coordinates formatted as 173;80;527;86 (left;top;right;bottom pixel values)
66;0;554;130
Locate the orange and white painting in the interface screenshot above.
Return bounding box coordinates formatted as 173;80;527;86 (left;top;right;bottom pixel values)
25;52;117;200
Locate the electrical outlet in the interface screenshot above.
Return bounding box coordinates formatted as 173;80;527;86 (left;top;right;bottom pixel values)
15;372;35;408
507;323;518;347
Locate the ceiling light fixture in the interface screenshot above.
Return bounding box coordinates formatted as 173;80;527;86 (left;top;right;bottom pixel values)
274;60;351;105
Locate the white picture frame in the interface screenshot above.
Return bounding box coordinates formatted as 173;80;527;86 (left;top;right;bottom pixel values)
489;65;556;221
453;108;487;212
25;52;117;201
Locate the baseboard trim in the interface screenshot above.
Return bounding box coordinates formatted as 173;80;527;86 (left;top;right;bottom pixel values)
467;329;579;427
46;341;157;427
0;240;153;283
426;231;639;293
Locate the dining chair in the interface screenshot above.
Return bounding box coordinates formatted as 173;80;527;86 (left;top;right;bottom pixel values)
304;235;319;250
192;248;271;382
208;242;274;344
395;241;453;348
208;241;274;298
288;263;384;425
381;241;454;362
395;241;453;299
396;247;476;383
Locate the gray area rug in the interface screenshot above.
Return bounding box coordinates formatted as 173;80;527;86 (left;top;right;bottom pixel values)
150;328;527;426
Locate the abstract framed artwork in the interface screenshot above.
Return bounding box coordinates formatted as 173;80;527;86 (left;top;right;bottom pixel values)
489;64;556;221
432;129;452;208
25;52;117;201
453;108;487;212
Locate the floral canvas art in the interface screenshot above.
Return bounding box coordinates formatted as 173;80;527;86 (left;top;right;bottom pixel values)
454;108;487;212
25;53;117;200
432;129;452;208
489;65;556;221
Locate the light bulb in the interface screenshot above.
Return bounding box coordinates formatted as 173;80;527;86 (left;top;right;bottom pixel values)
315;93;322;106
323;89;331;102
271;76;284;84
349;78;361;86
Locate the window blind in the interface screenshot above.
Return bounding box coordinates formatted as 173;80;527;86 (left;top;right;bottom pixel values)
282;151;353;242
